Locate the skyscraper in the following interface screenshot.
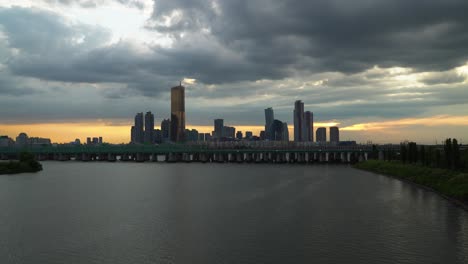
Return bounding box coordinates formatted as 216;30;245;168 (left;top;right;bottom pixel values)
294;100;304;142
161;119;171;141
271;119;284;141
214;119;224;139
134;112;144;144
282;122;289;142
171;84;185;142
316;127;327;143
144;111;155;144
304;111;313;142
236;131;243;140
330;126;340;144
264;107;274;140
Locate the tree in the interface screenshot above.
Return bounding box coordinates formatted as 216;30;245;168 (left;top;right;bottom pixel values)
453;138;460;170
444;138;452;169
420;145;426;165
401;144;407;163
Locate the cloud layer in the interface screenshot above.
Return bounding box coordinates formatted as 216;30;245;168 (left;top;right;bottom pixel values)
0;0;468;143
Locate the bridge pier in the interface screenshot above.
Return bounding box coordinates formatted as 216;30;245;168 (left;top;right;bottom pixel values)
107;153;116;162
58;153;70;161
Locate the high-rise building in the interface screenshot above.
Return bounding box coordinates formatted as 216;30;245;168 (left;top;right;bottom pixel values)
294;100;304;142
271;119;285;141
171;84;185;142
185;129;199;142
154;129;162;143
282;122;289;142
264;107;274;140
130;126;135;143
316;127;327;143
304;111;313;142
134;112;144;144
204;133;212;141
0;136;14;147
16;133;29;146
223;126;235;139
245;131;253;139
144;111;155;144
236;131;243;140
161;119;171;141
198;133;205;141
214;119;224;139
330;126;340;144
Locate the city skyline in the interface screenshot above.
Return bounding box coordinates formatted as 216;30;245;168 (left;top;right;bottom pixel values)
0;1;468;144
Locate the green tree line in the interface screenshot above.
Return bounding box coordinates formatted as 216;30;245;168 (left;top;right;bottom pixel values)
396;138;466;171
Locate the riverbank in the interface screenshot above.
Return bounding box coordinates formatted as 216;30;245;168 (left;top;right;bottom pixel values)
354;160;468;210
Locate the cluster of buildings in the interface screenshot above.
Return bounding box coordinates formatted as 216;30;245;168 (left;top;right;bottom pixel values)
0;133;51;147
0;133;105;147
128;84;344;145
293;100;340;144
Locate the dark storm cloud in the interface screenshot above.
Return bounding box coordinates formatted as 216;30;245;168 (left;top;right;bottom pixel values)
150;0;468;76
0;1;468;125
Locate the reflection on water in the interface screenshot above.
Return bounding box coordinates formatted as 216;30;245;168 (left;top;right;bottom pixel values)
0;162;467;264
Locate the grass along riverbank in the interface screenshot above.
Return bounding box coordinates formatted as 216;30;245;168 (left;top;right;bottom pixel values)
0;152;42;175
354;160;468;207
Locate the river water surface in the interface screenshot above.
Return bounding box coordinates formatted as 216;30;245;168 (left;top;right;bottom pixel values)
1;162;467;264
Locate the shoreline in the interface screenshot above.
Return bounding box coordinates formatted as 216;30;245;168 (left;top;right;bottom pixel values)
354;162;468;212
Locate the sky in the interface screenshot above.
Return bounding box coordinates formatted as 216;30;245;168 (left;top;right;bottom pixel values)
0;0;468;144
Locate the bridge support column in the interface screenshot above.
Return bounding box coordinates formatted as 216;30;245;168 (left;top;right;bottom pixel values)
107;153;116;162
58;153;70;161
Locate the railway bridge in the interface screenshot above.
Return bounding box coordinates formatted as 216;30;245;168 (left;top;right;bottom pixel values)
0;145;375;163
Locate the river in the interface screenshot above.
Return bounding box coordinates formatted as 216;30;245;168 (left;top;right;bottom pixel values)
0;162;467;264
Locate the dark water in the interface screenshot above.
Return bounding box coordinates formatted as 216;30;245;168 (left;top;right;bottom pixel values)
0;162;467;264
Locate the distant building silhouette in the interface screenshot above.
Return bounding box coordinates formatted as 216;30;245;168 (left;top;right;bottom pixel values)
171;84;185;142
264;107;274;140
304;111;313;142
236;131;243;140
161;119;171;141
185;129;199;142
271;119;285;141
214;119;224;139
330;126;340;144
316;127;326;143
144;111;155;144
133;112;144;144
223;126;236;139
154;129;162;143
259;130;265;140
245;131;253;139
282;122;289;142
294;100;304;142
16;133;29;147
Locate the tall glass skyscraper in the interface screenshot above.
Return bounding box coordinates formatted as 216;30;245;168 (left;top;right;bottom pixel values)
214;119;224;139
294;100;304;142
171;84;185;142
316;127;327;143
264;107;274;140
144;111;154;144
330;126;340;144
134;112;144;144
304;111;313;142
